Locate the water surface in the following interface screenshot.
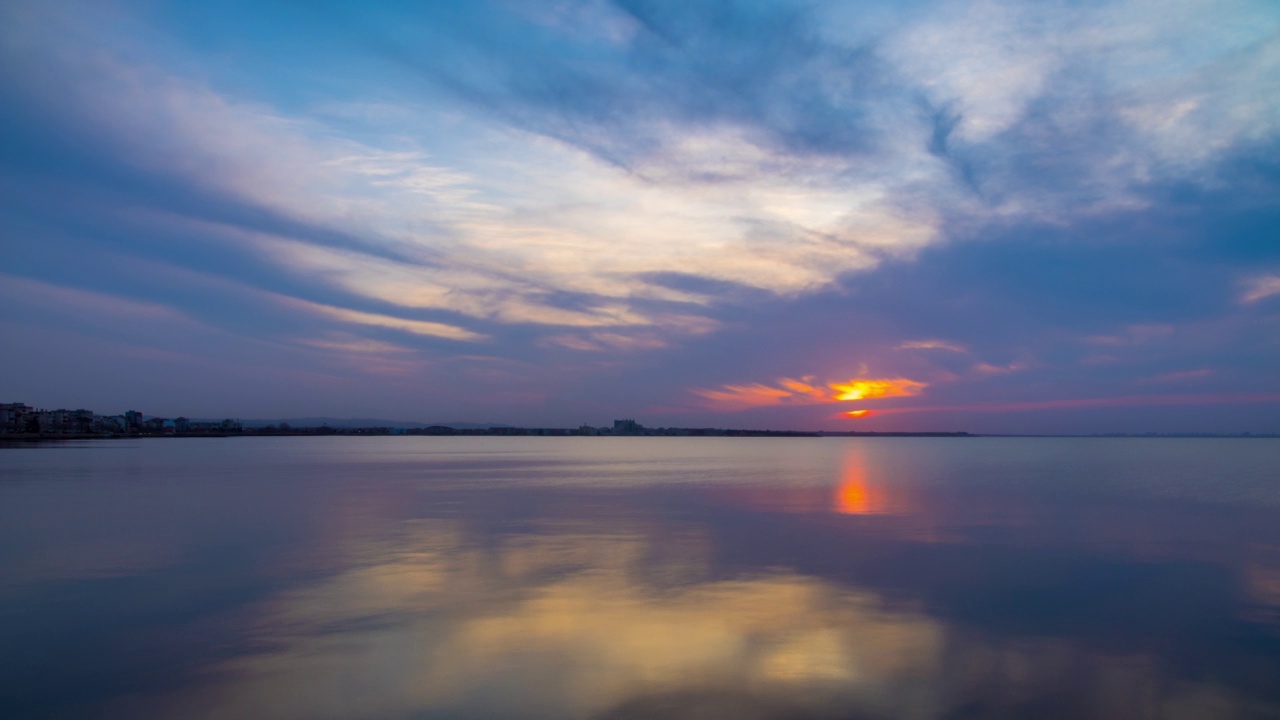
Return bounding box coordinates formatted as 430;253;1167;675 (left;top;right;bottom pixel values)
2;437;1279;719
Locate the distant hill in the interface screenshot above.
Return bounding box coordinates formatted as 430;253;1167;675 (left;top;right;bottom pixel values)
228;418;511;430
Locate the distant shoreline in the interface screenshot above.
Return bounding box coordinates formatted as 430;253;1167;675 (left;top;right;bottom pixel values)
0;430;970;440
4;431;1276;442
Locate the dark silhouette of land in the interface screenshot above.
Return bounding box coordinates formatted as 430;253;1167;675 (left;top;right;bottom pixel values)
1;402;972;439
7;400;1274;440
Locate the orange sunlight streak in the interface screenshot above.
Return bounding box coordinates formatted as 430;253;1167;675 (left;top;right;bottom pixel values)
829;378;926;401
832;456;890;515
693;375;928;411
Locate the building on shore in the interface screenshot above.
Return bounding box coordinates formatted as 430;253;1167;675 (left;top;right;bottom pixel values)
1;406;99;435
1;403;35;434
2;402;242;436
612;419;643;435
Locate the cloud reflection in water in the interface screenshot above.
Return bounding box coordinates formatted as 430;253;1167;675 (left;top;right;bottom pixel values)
136;486;1280;719
156;523;944;720
6;438;1280;720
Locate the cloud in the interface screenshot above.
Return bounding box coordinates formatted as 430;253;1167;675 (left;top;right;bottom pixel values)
1084;324;1176;346
972;362;1026;375
542;332;668;352
297;335;418;355
6;0;1275;319
897;339;968;353
694;375;927;411
1241;275;1280;304
1144;369;1213;384
274;297;487;343
0;2;946;349
0;274;192;325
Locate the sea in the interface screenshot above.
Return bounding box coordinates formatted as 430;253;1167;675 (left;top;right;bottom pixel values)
2;436;1279;719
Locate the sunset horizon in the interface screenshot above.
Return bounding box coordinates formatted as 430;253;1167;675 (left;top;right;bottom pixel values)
3;0;1278;433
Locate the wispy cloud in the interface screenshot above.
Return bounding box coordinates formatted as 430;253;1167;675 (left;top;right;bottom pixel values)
897;340;968;353
297;336;418;355
541;332;668;352
0;275;191;325
972;362;1026;376
1084;324;1175;346
1143;369;1213;384
1241;275;1280;304
285;300;487;343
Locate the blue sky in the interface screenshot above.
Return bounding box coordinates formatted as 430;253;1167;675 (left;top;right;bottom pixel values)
2;0;1278;431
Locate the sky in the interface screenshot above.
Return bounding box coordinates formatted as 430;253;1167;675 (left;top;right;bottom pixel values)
1;0;1278;433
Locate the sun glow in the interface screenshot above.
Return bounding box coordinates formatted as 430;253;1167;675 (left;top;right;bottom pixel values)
830;379;925;401
693;375;927;411
844;410;872;418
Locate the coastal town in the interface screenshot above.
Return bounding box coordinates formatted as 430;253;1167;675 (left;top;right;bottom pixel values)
0;402;242;437
0;404;807;437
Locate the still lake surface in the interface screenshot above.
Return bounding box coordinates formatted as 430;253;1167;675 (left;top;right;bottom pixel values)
2;436;1280;719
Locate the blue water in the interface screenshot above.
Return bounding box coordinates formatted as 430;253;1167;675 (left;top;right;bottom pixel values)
2;437;1279;719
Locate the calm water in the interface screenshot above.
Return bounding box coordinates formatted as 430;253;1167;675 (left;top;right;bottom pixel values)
2;437;1280;720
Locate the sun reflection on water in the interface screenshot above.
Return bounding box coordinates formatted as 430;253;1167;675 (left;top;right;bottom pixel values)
832;454;892;516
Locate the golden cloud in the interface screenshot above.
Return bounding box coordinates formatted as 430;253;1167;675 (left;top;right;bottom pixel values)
693;375;927;411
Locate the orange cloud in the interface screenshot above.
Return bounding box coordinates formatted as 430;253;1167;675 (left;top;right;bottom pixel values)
775;377;827;398
693;376;927;411
692;383;797;409
843;410;873;419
